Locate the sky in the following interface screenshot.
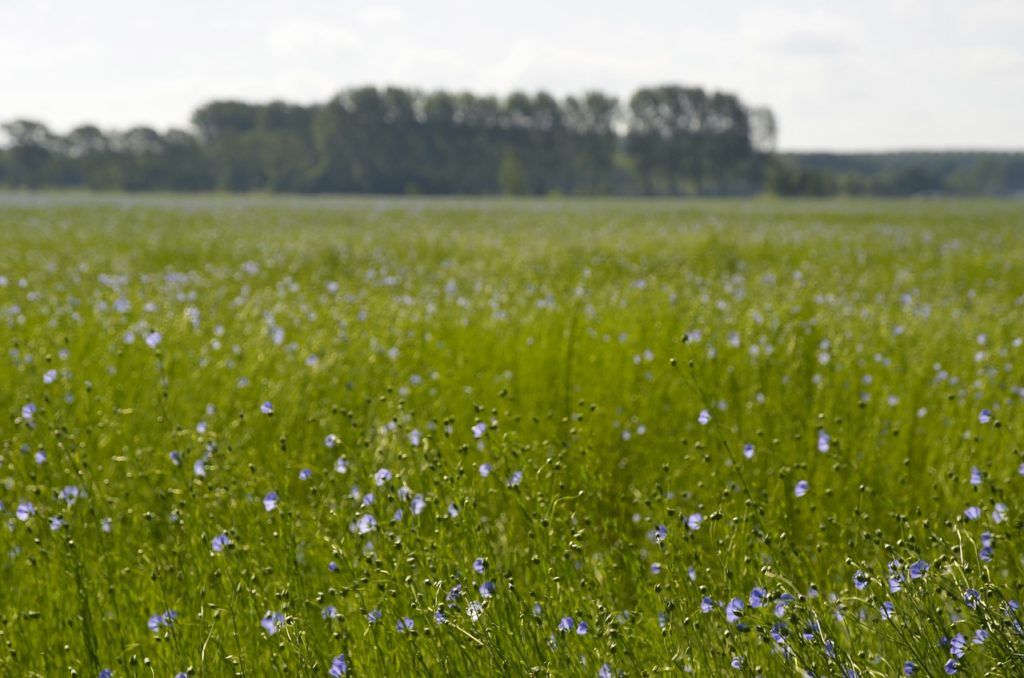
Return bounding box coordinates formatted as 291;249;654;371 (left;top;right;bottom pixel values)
2;0;1022;151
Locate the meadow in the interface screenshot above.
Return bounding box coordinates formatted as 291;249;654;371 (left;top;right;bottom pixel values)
1;195;1023;677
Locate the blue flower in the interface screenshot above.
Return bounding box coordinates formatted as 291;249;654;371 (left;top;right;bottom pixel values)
750;587;766;608
374;468;393;486
263;491;278;512
299;468;312;480
963;589;981;610
774;593;794;617
817;430;830;453
473;557;486;574
944;658;959;674
743;443;755;459
794;480;809;498
471;422;487;439
434;608;447;624
558;616;575;632
909;560;929;579
334;457;349;474
356;514;377;534
687;513;703;531
978;409;992;424
970;466;983;485
880;601;895;620
903;660;916;675
700;597;714;614
725;598;744;623
211;533;231;553
100;670;113;678
508;470;523;487
15;502;35;521
148;609;177;633
479;463;492;477
599;663;614;678
576;621;589;635
853;570;868;590
322;606;338;619
261;611;285;635
973;629;989;644
479;581;496;598
653;524;668;543
367;609;382;624
730;656;744;669
329;654;348;677
396;617;414;632
260;401;273;415
697;409;712;425
411;494;426;515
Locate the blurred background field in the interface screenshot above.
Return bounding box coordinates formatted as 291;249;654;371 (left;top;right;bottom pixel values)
1;196;1023;676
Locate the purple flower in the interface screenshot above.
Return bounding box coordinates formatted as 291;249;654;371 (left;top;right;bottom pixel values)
978;409;992;424
508;470;523;487
731;656;744;670
700;597;714;614
750;587;766;608
725;598;744;624
576;621;589;635
263;491;278;512
963;589;980;610
211;533;231;552
356;514;377;534
817;430;830;453
558;617;575;632
742;443;755;459
329;654;348;677
479;581;496;598
374;468;393;486
903;660;916;675
970;466;983;485
697;409;712;425
367;609;382;624
687;513;703;531
794;480;809;498
396;616;414;632
261;611;285;635
950;632;967;658
478;463;492;477
260;401;273;415
15;502;35;521
853;570;869;590
299;468;312;480
909;560;929;579
471;422;487;439
411;494;426;515
473;557;486;574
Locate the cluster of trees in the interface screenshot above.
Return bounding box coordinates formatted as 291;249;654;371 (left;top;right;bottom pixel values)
0;85;773;195
771;152;1024;197
2;86;1021;196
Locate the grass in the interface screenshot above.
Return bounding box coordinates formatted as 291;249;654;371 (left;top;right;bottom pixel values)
1;195;1023;677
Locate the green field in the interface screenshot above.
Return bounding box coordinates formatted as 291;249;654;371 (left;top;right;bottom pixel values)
2;196;1023;677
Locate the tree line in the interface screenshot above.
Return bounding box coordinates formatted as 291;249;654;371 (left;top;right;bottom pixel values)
1;85;1021;196
0;85;772;195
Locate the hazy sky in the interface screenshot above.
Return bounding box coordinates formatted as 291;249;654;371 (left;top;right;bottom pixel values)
2;0;1022;151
